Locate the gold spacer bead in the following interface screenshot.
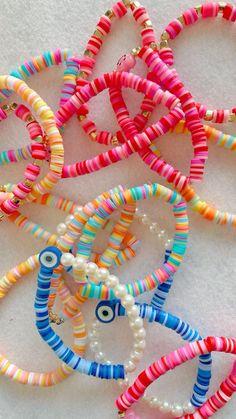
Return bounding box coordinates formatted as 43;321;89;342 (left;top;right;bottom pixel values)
142;110;151;118
78;114;86;122
204;110;213;121
177;15;185;24
93;29;103;38
195;5;202;14
161;31;170;41
24;179;33;188
0;212;5;221
26;115;35;123
84;49;94;57
10;102;18;111
0;185;6;192
111;136;119;146
78;71;87;79
131;1;141;8
160;40;169;48
228;113;236;122
131;47;141;56
219;2;226;12
33;159;43;167
122;0;131;7
90;132;97;141
11;196;21;205
105;9;114;18
150;42;159;50
144;19;152;28
49;311;64;325
118;412;125;418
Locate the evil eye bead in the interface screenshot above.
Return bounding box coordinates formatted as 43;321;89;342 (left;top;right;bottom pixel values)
96;302;115;323
39;246;62;269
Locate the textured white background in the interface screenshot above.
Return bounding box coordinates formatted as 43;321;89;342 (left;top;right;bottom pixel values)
0;0;235;418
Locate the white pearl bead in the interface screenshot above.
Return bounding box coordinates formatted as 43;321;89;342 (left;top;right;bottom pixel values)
141;214;151;226
90;341;101;352
61;252;74;266
85;262;98;276
72;256;85;270
149;222;159;233
126;305;140;319
158;229;167;240
183;401;195;414
106;274;119;288
114;284;127;298
134;207;142;219
165;238;173;249
91;320;100;330
56;222;67;236
131;317;143;330
134;340;146;350
65;214;74;225
160;401;171;413
130;350;143;362
122;294;135;308
89;330;100;340
134;328;146;339
171;404;184;417
124;360;136;373
95;351;105;362
149;397;161;408
98;268;109;281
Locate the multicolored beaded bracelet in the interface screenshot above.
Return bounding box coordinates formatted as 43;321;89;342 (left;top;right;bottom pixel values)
159;2;236;123
93;299;212;414
116;336;236;418
0;75;64;219
35;248;147;380
0;48;79;108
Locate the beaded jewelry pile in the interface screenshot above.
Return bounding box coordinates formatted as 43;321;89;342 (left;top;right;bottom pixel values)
1;1;236;418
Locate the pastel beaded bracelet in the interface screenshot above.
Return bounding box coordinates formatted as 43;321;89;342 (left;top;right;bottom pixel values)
116;336;236;418
93;300;212;414
159;2;236;123
0;76;64;219
35;247;146;380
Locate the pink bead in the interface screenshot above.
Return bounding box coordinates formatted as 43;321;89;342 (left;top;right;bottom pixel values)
15;104;31;122
116;54;136;72
201;3;219;18
183;7;199;25
112;1;127;18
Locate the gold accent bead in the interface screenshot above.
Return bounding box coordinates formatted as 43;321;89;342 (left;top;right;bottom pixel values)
78;114;86;122
11;196;21;205
160;40;169;48
204;110;213;121
131;47;141;56
150;42;158;50
84;49;94;57
24;179;33;188
90;132;97;141
93;29;103;38
131;1;141;8
0;185;6;192
142;111;151;118
161;31;170;41
118;412;125;418
105;9;114;18
49;311;64;325
177;15;185;24
78;71;87;79
195;5;202;14
228;113;236;122
0;212;5;221
33;159;43;167
144;20;152;28
26;115;35;123
122;0;131;7
219;2;226;12
111;136;119;146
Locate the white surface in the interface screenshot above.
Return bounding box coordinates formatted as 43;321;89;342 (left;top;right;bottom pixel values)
0;0;235;418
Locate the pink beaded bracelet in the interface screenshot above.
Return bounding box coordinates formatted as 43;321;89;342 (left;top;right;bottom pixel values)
116;336;236;418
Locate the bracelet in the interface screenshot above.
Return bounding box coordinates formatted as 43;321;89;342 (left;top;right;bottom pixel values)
36;248;146;380
0;48;79;108
76;0;158;146
93;300;212;414
55;71;183;178
0;76;64;217
159;2;236;123
116;336;236;418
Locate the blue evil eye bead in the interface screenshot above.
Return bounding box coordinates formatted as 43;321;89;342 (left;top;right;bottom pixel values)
39;246;62;269
96;301;115;323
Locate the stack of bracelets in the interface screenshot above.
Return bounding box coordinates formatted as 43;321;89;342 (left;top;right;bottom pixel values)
0;0;235;417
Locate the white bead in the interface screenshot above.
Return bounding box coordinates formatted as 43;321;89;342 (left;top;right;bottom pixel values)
106;274;119;288
160;401;171;413
89;341;101;352
131;317;143;330
105;360;111;365
158;229;167;240
88;330;100;340
126;305;140;319
130;350;143;362
72;256;85;270
171;404;184;417
61;252;74;266
91;320;100;330
56;222;67;236
134;328;146;339
165;238;173;249
114;284;127;298
149;222;159;233
124;360;136;373
134;340;146;350
141;214;151;226
134;207;142;219
85;262;98;276
149;397;161;408
183;401;195;414
97;268;109;281
95;351;105;362
122;294;135;308
65;214;74;225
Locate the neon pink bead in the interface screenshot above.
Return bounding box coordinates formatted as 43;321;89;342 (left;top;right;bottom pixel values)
0;108;7;121
27;121;43;140
87;36;103;56
183;7;199;24
159;47;174;66
165;19;183;39
201;3;219;18
223;4;236;22
15;104;31;122
24;163;41;181
31;143;46;160
112;1;127;18
140;28;156;46
1;199;19;214
116;54;136;72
